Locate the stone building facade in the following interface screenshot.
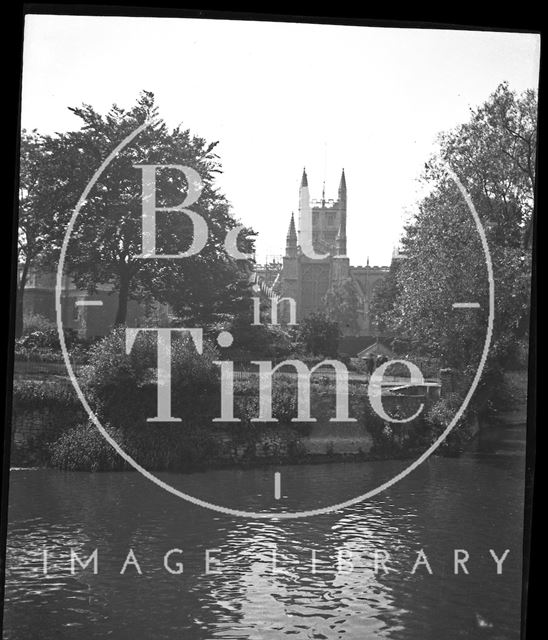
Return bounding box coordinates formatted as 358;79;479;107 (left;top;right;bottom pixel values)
278;169;392;336
20;169;397;340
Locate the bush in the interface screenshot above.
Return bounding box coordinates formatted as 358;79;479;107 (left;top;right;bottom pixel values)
81;326;220;430
222;323;293;360
23;313;55;334
232;373;430;458
358;390;431;456
17;327;80;351
50;423;128;471
338;353;351;366
462;360;518;420
347;358;367;374
232;374;333;431
425;393;475;455
292;312;340;357
14;345;63;362
49;421;224;472
125;423;223;470
13;379;79;407
229;375;312;458
11;380;86;466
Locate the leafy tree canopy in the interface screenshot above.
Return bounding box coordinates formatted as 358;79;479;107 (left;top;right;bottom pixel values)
19;91;256;330
292;312;341;358
323;277;361;335
372;83;536;377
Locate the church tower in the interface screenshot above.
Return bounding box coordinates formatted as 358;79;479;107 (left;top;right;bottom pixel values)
288;167;348;258
275;166;391;337
280;167;351;321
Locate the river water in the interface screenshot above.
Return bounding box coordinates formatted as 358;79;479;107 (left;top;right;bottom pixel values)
2;421;527;640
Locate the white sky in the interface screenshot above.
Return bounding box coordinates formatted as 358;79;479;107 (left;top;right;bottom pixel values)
21;15;540;266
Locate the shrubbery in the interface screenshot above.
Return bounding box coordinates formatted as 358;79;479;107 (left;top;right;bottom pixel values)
291;312;340;357
463;361;516;421
38;326;480;471
81;327;220;429
13;379;79;407
22;313;55;334
50;423;129;471
425;392;476;455
49;421;224;472
17;326;80;351
16;314;84;363
44;327;226;472
364;398;425;456
12;379;84;467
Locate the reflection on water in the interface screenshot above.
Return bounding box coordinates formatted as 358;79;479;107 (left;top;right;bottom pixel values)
3;433;526;640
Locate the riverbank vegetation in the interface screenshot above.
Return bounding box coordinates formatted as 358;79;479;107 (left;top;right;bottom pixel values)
12;329;481;471
371;83;535;420
12;84;534;472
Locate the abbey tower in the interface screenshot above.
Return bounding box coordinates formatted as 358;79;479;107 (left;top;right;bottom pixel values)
279;169;391;336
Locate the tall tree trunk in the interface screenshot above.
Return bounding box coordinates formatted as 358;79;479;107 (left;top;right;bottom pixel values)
15;260;30;338
114;268;130;326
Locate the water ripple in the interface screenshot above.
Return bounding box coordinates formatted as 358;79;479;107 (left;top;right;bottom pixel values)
3;450;525;640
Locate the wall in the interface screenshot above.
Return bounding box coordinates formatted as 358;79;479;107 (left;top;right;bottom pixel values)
20;268;170;338
10;382;434;467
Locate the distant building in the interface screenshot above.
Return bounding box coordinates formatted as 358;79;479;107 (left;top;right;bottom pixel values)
21;169;402;342
19;268;168;338
277;168;399;336
357;341;396;359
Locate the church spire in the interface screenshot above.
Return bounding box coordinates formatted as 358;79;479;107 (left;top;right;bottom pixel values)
286;211;297;257
301;167;308;188
337;168;347;256
338;168;346;201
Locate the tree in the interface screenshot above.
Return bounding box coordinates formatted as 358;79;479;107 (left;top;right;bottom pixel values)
323;277;360;334
292;312;341;358
388;83;536;377
431;82;536;252
207;284;293;360
369;258;402;334
16;131;57;336
40;91;255;327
